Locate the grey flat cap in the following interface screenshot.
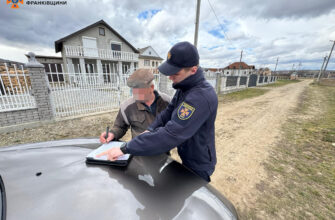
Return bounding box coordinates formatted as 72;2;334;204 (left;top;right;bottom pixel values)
127;69;155;88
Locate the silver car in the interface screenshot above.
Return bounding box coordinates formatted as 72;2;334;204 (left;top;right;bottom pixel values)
0;138;239;220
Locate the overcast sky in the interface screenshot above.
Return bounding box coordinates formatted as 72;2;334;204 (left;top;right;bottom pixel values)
1;0;335;70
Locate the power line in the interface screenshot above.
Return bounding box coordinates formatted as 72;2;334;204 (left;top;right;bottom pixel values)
207;0;232;44
207;0;247;67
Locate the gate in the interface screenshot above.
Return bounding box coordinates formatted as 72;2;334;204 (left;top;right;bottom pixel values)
47;64;161;118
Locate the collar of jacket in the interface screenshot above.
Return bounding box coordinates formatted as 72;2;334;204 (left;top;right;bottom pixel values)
172;67;205;92
136;90;159;111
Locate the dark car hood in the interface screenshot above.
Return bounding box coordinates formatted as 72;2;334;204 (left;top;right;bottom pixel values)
0;139;238;220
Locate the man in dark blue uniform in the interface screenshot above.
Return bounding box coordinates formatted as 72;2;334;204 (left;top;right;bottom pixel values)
98;41;218;182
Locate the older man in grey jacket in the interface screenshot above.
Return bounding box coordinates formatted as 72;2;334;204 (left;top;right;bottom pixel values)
100;69;171;142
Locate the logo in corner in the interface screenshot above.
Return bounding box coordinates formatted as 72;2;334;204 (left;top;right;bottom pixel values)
177;102;195;120
167;51;171;60
7;0;24;9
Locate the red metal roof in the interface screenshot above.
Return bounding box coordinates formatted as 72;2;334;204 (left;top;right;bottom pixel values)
224;62;255;69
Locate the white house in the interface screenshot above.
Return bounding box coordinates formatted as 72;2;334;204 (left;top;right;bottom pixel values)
54;20;139;77
223;62;256;76
138;46;163;72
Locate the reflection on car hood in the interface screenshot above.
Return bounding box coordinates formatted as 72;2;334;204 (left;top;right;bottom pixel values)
0;139;238;220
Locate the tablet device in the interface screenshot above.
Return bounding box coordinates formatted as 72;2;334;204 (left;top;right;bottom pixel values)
86;141;132;166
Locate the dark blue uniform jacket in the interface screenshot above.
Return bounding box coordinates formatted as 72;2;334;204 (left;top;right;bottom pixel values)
126;68;218;173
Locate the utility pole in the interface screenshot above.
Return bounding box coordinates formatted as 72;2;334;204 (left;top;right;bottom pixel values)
317;56;328;81
274;57;279;72
298;62;302;76
322;40;335;77
194;0;201;48
239;50;243;76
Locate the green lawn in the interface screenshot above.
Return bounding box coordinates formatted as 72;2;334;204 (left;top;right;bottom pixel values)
218;88;268;103
261;79;301;87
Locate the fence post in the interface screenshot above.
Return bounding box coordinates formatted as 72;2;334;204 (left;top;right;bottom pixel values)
216;71;221;94
221;76;227;93
26;52;54;121
256;74;260;86
246;75;250;88
237;76;241;89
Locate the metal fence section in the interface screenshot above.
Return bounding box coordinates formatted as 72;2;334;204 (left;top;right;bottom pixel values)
226;76;239;87
248;74;258;87
0;63;36;112
47;64;163;118
239;76;247;85
47;63;121;118
258;76;264;83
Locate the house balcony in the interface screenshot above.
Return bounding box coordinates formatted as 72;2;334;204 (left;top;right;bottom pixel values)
64;45;139;62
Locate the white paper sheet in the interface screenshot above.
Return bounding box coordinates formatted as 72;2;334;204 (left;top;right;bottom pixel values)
86;141;130;161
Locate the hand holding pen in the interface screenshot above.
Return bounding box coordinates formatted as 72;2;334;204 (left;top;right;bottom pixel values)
99;126;114;144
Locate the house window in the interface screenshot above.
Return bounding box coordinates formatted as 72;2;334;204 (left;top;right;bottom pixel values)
152;61;155;67
99;27;105;36
149;51;151;55
85;64;95;73
44;63;64;82
144;60;150;66
111;42;121;51
156;61;158;67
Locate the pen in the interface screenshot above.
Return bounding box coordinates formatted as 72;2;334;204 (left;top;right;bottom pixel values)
105;126;109;141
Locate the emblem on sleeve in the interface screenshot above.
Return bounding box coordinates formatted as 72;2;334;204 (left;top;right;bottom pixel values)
177;102;195;120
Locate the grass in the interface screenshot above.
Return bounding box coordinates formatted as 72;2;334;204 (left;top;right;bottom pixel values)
218;88;268;103
261;79;301;87
241;84;335;219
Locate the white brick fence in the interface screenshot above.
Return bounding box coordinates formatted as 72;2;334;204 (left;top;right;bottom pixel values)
204;71;277;94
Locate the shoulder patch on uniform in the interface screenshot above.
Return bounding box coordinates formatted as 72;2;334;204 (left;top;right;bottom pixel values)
177;102;195;120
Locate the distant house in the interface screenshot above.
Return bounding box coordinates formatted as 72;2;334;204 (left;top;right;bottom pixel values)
0;58;24;67
25;54;64;83
138;46;163;71
203;68;224;72
290;72;298;80
24;54;63;70
223;62;255;76
258;67;272;76
54;20;139;76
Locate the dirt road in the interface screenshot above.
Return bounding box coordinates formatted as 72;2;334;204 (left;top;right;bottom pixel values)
210;80;311;212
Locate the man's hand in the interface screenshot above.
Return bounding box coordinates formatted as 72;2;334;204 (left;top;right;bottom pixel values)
96;147;124;161
100;132;114;144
